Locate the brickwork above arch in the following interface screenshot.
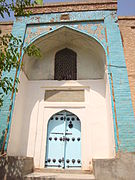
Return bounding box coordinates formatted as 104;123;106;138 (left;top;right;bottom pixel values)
23;0;117;15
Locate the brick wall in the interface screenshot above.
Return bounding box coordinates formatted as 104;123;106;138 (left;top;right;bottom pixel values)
0;22;13;36
24;0;117;15
119;17;135;117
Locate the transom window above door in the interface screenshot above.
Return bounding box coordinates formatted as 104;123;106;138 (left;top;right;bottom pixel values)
54;48;77;80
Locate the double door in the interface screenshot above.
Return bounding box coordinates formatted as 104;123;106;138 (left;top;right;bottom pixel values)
45;111;81;169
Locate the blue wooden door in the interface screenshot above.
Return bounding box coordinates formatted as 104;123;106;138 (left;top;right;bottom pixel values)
64;113;81;168
45;111;81;169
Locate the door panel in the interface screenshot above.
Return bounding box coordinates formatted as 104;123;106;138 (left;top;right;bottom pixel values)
65;115;81;168
45;114;65;168
45;111;81;169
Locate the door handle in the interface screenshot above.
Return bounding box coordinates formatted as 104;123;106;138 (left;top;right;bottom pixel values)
63;137;70;141
63;136;66;141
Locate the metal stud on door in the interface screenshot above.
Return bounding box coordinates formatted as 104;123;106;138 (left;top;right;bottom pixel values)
45;111;81;169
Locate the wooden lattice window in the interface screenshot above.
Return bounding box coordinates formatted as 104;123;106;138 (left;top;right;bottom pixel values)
54;48;77;80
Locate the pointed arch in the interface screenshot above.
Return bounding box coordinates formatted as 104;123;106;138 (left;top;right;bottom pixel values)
23;26;106;80
48;110;81;125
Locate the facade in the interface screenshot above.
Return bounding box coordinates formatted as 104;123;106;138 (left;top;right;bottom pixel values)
0;0;135;172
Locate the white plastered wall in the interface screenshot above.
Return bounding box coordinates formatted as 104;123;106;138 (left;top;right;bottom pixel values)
7;72;115;170
7;28;115;170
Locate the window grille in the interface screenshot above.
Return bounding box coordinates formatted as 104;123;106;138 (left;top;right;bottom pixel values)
54;48;77;80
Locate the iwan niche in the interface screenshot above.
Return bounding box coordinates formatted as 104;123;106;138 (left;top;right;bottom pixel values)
23;27;106;80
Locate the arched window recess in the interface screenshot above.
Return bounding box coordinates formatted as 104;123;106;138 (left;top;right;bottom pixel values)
54;48;77;80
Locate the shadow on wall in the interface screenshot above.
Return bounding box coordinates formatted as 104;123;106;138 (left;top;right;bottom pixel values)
0;130;5;152
0;156;34;179
93;152;135;180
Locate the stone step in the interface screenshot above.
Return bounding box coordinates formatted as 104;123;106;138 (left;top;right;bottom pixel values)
24;172;95;180
35;168;93;174
24;169;96;180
